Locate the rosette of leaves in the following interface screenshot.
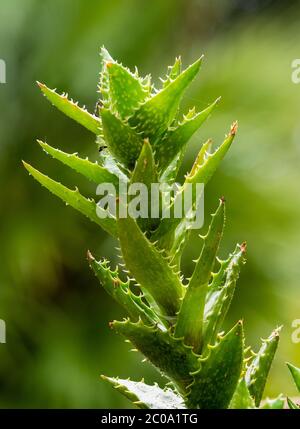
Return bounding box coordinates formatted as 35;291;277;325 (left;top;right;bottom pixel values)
23;48;283;409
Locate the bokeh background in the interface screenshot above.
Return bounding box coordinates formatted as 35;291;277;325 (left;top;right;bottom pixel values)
0;0;300;408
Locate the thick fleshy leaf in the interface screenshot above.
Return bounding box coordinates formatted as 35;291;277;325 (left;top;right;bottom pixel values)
98;47;113;108
102;376;185;409
38;141;119;186
153;124;236;249
229;378;256;409
97;142;129;183
161;56;182;89
128;58;203;142
156;98;220;172
117;213;184;317
101;108;143;169
23;162;117;237
185;122;237;188
131;139;158;186
106;62;149;118
161;140;213;268
37;82;101;134
287;397;299;409
261;395;285;409
287;362;300;393
187;321;244;409
204;254;232;299
245;328;281;407
202;244;246;351
87;252;160;326
130;139;159;232
111;319;199;393
175;199;225;353
159;149;185;185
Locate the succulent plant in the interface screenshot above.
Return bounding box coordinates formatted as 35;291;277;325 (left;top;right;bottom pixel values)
23;48;283;409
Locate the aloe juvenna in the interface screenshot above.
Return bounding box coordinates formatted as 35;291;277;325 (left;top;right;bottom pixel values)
23;48;283;409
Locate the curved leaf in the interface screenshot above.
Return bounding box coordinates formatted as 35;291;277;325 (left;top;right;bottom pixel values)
38;82;101;134
38;140;119;186
287;362;300;393
112;319;200;393
101;108;143;169
102;376;185;409
117;213;184;317
23;162;117;237
88;253;160;326
187;321;244;409
175;199;225;353
156;98;220;172
245;328;281;407
129;58;203;142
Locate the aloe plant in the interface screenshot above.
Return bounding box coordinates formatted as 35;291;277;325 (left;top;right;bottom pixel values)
23;48;282;409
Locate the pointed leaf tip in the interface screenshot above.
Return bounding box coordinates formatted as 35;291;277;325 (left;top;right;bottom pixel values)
129;56;203;142
246;327;280;406
187;321;244;409
287;362;300;393
86;250;94;262
38;83;101;134
23;162;117;237
230;121;238;136
175;199;225;352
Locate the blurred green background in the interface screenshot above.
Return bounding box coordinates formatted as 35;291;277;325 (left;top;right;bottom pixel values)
0;0;300;408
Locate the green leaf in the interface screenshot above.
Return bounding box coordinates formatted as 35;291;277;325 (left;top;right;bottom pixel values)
187;321;244;409
159;140;213;267
106;62;149;119
87;252;160;326
37;82;101;134
229;378;256;409
159;149;185;185
261;395;285;409
175;199;225;353
287;362;300;393
97;141;129;183
204;253;232;299
153;124;236;249
161;56;182;89
129;58;203;142
117;212;184;318
101;108;143;169
111;319;200;393
131;139;158;186
202;244;246;351
287;397;299;409
130;139;160;232
156;98;220;172
38;141;120;187
98;47;113;109
245;328;281;407
183;122;237;197
101;376;185;409
23;162;117;237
